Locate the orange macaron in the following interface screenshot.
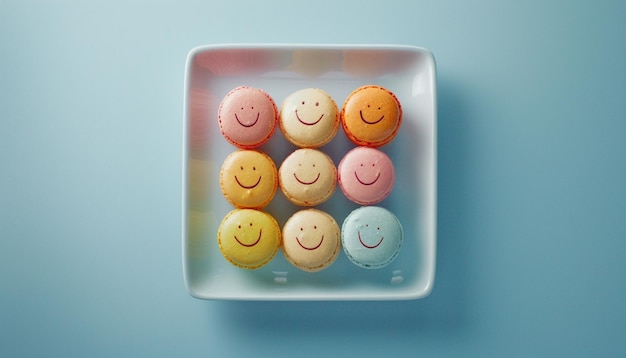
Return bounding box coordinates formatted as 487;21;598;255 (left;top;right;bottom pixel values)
340;85;402;147
220;150;278;209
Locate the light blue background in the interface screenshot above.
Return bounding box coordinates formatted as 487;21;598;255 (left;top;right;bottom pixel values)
2;1;625;356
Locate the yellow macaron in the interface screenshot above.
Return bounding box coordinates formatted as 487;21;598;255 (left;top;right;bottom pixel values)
218;209;281;270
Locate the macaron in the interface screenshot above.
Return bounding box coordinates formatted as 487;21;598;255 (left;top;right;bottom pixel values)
218;209;281;270
279;88;339;148
337;146;395;205
340;85;402;147
279;148;336;206
282;209;341;272
220;150;278;209
341;206;403;269
218;86;278;149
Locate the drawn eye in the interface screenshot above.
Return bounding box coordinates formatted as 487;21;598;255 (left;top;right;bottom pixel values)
301;101;305;105
238;225;241;229
240;107;244;110
300;227;303;231
253;166;256;170
314;225;317;229
315;102;319;106
240;166;244;170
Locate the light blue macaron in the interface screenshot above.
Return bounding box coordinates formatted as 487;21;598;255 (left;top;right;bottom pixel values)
341;206;403;269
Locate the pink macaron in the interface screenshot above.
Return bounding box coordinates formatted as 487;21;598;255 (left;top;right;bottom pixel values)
218;86;278;149
337;147;395;205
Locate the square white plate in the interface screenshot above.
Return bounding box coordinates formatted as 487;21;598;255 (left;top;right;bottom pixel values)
183;44;437;300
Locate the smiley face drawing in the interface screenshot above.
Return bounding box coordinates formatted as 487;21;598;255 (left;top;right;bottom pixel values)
218;86;278;149
218;209;281;269
338;147;395;205
278;148;336;206
341;85;402;147
341;206;403;269
282;209;341;272
220;150;278;209
279;88;339;148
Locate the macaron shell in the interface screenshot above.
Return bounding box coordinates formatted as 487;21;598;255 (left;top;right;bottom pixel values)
220;150;278;209
218;209;281;270
341;206;403;269
338;147;395;205
279;148;337;206
282;209;341;272
218;86;278;149
280;88;339;148
341;85;402;147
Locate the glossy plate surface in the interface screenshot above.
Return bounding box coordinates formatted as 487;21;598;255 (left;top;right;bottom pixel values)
183;44;437;300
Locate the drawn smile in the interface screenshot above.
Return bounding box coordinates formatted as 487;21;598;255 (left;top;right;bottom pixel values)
294;172;320;185
235;175;261;189
235;112;260;128
354;171;380;186
358;231;384;249
234;229;262;247
359;110;384;125
296;110;324;126
296;235;324;250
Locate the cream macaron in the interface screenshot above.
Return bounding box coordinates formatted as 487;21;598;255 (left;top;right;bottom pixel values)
279;88;339;148
279;148;336;206
282;209;341;272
